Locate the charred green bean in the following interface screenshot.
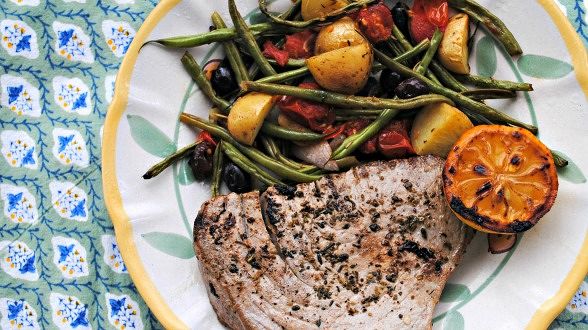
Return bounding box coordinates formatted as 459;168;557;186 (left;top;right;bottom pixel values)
142;142;198;179
181;52;231;111
212;12;249;83
261;122;325;141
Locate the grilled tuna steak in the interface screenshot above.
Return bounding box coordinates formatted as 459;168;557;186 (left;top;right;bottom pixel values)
194;156;471;329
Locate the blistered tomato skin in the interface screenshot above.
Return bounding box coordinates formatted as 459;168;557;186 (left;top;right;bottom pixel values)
357;3;394;43
344;119;378;154
278;82;335;132
377;120;415;158
284;30;316;59
262;41;289;67
410;0;449;43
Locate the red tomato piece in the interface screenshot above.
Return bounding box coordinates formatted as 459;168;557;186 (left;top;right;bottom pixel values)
356;3;394;43
377;119;415;158
344;119;378;154
278;82;335;132
410;0;448;42
262;41;289;67
197;131;217;147
284;30;316;59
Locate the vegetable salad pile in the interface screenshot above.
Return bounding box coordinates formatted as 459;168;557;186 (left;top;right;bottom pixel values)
143;0;566;244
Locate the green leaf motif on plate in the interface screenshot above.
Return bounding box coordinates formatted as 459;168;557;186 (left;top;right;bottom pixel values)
178;158;196;185
517;55;573;79
440;283;472;303
552;150;587;184
476;36;497;77
127;114;177;158
142;232;195;259
443;311;465;330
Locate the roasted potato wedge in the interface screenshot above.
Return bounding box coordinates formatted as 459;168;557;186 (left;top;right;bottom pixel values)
306;42;373;94
228;92;277;145
410;102;473;157
301;0;348;21
438;13;470;74
315;17;367;55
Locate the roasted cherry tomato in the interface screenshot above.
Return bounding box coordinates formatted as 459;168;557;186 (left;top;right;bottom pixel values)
262;41;289;67
356;3;394;43
410;0;449;43
377;119;415;158
278;82;335;132
344;119;378;154
284;30;316;59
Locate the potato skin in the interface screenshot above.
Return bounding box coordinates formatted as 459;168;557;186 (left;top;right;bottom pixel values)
438;13;470;74
301;0;348;21
306;43;373;95
315;17;367;55
228;92;277;145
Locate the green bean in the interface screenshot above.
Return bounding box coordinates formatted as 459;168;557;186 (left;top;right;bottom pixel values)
415;29;442;75
429;60;468;92
335;109;384;116
229;0;276;76
551;150;569;168
332;109;399;160
391;25;466;92
241;81;455;109
461;89;516;100
256;66;309;84
144;23;279;49
180;113;322;182
211;143;224;197
268;58;307;67
221;142;283;186
373;48;538;134
181;52;231;112
258;0;377;28
259;136;317;172
448;0;522;56
395;39;431;63
261;122;325;141
212;12;249;83
456;74;533;91
334;156;360;171
142;142;198;179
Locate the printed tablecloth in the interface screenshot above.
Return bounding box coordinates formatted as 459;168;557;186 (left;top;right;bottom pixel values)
0;0;586;329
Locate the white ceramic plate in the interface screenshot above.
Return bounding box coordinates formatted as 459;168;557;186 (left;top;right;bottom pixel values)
103;1;588;329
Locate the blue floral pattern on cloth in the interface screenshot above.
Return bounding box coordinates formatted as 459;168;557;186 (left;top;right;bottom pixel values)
49;293;90;330
51;237;89;279
1;241;38;281
52;77;92;116
1;74;41;117
102;20;136;58
1;130;38;169
51;128;89;167
49;181;88;222
0;19;38;59
101;235;127;273
105;294;143;329
0;184;38;224
52;22;94;63
0;298;40;330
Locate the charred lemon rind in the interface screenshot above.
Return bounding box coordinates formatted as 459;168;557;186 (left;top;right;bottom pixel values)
442;125;559;234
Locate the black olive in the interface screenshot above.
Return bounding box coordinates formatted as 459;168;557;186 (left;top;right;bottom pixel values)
210;60;238;96
357;77;381;97
394;78;430;99
379;69;403;95
224;162;251;193
189;141;215;181
391;2;410;39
